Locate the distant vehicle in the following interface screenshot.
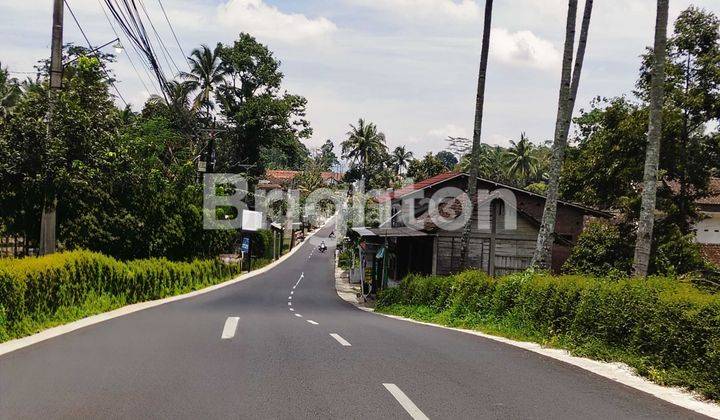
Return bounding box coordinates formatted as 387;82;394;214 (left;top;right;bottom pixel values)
319;241;327;253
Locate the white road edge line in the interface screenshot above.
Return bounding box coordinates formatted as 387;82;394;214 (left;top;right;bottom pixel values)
307;320;319;325
221;317;240;340
330;333;351;347
0;226;328;357
383;383;429;420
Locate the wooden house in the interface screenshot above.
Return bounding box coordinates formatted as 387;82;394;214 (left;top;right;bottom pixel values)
351;172;609;289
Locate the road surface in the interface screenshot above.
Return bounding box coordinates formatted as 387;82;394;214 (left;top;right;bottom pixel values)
0;224;709;419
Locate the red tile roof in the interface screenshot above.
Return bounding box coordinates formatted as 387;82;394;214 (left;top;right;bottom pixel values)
376;172;462;203
375;171;610;217
665;177;720;205
699;244;720;267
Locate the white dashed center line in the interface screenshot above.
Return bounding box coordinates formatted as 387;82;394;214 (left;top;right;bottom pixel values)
221;317;240;340
330;333;351;347
383;384;429;420
295;314;303;318
288;302;292;306
307;320;319;325
289;308;294;312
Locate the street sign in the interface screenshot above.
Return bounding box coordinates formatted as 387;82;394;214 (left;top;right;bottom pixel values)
197;160;207;172
241;237;250;253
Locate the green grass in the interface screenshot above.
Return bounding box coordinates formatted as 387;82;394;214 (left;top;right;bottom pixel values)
376;270;720;402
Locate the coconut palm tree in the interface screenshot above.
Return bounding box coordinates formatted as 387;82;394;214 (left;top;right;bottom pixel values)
391;146;414;175
506;133;538;185
0;64;20;121
459;0;494;270
148;80;194;114
341;118;388;181
633;0;670;277
181;44;226;115
532;0;594;269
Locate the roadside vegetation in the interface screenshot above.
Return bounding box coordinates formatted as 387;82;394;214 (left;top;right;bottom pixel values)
376;270;720;401
0;251;241;342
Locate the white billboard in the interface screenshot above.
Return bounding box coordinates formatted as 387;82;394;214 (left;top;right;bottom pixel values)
242;210;263;232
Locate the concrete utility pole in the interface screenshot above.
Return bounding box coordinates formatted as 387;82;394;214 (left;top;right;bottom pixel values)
40;0;64;255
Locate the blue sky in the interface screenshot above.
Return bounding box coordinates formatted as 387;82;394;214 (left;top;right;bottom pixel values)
2;0;719;161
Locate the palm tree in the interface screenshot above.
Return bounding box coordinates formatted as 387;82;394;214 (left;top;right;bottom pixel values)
341;118;388;181
181;44;226;115
633;0;670;277
506;133;538;185
391;146;414;175
148;80;194;114
459;0;494;270
0;64;20;121
532;0;594;269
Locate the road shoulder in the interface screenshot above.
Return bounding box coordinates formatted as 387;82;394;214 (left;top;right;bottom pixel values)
333;270;720;419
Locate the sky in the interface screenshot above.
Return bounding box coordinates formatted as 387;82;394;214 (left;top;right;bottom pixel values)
2;0;720;161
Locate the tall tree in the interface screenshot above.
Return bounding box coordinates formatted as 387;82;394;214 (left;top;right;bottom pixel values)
341;118;388;182
459;0;494;270
532;0;593;269
391;146;414;175
406;153;446;181
0;63;20;123
181;44;226;115
506;132;538;185
435;150;458;171
633;0;670;277
215;34;311;174
638;6;720;231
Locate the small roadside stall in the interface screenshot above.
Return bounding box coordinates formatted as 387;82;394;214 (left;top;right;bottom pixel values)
350;227;435;296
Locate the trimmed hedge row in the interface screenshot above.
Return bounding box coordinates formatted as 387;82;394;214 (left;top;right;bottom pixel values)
0;251;241;341
377;270;720;400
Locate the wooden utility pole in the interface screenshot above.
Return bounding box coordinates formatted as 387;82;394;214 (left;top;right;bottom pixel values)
40;0;64;255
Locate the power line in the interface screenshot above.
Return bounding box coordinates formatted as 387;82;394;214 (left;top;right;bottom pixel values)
156;0;191;71
64;0;129;107
101;0;170;101
137;0;182;76
97;0;158;98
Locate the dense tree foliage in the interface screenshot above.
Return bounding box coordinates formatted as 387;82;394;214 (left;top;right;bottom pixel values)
0;33;313;260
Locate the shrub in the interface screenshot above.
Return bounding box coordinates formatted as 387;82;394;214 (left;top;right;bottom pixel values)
562;220;633;276
0;251;240;341
377;270;720;400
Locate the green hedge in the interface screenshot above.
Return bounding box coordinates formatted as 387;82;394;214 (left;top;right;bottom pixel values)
0;251;241;341
377;270;720;400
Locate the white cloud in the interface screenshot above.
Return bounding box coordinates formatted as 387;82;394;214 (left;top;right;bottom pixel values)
490;28;561;70
217;0;338;43
428;124;469;139
349;0;481;22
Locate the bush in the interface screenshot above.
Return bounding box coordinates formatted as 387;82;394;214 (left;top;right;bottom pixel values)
0;251;240;341
564;220;707;278
563;221;633;276
377;270;720;400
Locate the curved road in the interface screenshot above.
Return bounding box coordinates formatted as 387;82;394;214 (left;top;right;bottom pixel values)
0;224;708;419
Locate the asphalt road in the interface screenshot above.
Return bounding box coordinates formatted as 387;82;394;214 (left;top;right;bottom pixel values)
0;224;709;419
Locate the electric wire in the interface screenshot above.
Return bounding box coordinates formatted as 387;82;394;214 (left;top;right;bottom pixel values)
97;0;158;97
156;0;191;70
64;0;129;107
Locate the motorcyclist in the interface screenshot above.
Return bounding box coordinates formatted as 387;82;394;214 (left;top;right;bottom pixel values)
319;241;327;252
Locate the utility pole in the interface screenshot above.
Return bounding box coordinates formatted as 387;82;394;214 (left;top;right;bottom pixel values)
40;0;64;255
